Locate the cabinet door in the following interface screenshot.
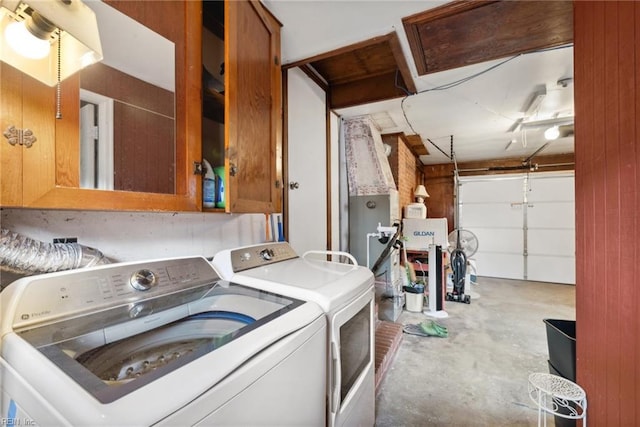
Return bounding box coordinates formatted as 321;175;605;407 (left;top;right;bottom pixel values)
0;64;56;207
225;0;282;213
0;64;23;206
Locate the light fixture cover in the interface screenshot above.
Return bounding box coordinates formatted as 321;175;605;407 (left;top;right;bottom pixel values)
5;19;51;58
544;126;560;140
0;0;103;86
414;184;429;199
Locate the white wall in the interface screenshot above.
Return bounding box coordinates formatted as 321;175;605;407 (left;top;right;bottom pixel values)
1;209;267;263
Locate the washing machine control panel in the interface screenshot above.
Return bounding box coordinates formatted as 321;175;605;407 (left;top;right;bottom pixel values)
7;257;221;329
230;242;298;272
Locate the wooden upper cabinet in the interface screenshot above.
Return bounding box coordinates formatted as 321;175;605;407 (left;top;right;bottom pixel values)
1;0;282;213
224;0;282;213
1;2;201;211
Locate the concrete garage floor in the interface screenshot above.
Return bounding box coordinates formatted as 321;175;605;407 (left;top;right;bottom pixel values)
375;277;576;427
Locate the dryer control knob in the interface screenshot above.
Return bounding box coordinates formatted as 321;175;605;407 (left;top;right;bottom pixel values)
260;248;274;261
130;269;158;291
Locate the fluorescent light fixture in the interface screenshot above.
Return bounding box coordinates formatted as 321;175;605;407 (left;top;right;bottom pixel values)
524;89;547;117
0;0;103;86
507;118;523;133
504;139;517;151
521;116;575;130
370;111;397;131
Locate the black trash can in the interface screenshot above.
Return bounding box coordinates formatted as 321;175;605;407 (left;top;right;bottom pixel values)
543;319;576;381
543;318;577;427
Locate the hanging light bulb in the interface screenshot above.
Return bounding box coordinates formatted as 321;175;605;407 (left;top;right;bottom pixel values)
544;126;560;140
4;16;52;59
0;1;103;86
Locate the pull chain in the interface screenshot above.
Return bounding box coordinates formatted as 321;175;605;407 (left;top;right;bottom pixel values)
56;29;62;119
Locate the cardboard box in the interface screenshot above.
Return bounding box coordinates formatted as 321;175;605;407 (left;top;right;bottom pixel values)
402;218;449;250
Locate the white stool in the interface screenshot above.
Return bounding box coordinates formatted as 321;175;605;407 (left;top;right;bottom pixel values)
528;372;587;427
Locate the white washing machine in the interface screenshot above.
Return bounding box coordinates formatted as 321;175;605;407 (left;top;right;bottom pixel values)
0;256;327;426
212;242;375;427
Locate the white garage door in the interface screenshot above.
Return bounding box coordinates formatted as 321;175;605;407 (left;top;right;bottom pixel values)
458;172;575;284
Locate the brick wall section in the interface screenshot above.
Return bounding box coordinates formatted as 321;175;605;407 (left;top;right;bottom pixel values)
382;133;423;213
374;320;404;394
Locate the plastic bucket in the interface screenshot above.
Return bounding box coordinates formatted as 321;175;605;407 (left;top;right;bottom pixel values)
405;292;423;312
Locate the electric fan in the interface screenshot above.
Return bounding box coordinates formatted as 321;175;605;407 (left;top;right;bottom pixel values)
446;229;479;304
447;229;479;258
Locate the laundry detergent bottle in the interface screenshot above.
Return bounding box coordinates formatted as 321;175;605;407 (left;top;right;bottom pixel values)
213;166;225;208
202;159;216;208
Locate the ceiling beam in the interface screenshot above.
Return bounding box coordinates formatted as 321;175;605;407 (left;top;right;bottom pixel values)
330;71;409;109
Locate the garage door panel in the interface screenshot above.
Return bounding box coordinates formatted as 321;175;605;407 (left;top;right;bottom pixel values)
528;201;575;228
460;203;522;228
472;228;522;253
460;177;524;203
528;175;575;202
473;252;524;280
528;229;575;257
528;255;575;284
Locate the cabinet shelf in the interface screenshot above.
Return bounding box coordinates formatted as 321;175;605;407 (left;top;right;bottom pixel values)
203;89;225;123
203;1;224;38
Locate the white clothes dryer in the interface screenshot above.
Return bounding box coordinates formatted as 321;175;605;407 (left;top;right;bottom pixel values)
212;242;375;427
0;256;326;426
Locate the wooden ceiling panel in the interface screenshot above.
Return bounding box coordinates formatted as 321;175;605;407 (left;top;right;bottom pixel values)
403;0;573;75
311;43;398;85
286;32;416;108
404;134;429;156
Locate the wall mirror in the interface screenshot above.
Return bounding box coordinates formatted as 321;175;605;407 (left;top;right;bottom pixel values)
79;0;176;194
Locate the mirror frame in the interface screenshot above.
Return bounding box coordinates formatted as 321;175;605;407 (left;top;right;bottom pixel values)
24;1;201;211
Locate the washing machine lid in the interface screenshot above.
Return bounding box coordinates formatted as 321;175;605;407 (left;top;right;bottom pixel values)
13;281;314;404
1;256;320;404
231;259;373;312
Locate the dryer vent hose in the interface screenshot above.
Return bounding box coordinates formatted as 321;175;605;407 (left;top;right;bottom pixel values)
0;228;110;276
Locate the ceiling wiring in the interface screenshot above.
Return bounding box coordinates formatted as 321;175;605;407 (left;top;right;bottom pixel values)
396;44;574;161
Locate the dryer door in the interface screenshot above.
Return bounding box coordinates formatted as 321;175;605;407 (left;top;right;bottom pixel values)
328;286;375;427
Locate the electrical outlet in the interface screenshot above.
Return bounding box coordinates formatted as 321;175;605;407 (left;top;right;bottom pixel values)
53;237;78;244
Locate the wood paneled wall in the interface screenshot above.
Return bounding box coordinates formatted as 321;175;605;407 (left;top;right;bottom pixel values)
574;2;640;424
423;163;455;233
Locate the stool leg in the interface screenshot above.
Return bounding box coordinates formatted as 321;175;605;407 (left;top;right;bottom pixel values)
536;390;543;427
542;392;547;427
